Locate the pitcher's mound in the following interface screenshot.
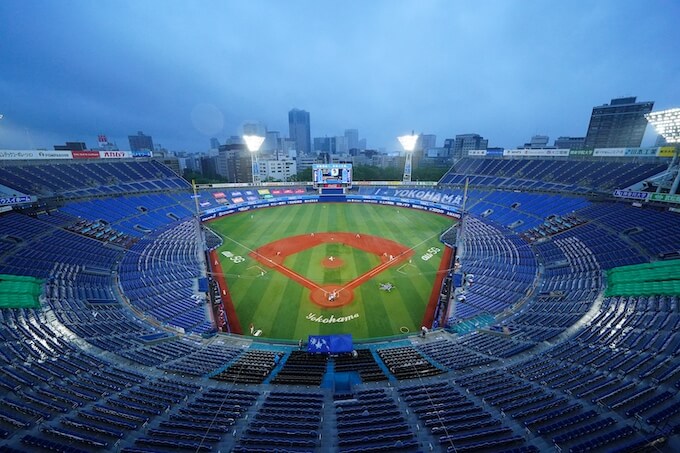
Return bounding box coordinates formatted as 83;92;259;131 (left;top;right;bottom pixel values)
322;257;345;269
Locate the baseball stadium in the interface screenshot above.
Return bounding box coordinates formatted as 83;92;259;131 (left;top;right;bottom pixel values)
0;143;679;453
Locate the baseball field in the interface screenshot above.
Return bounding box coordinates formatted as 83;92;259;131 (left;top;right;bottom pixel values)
207;202;454;340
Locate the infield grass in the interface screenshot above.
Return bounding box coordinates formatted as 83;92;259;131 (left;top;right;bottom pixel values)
208;203;454;340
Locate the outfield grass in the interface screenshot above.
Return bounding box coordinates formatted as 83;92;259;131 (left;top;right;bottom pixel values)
208;203;454;340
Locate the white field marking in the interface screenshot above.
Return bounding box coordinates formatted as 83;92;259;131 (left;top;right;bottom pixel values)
220;233;325;291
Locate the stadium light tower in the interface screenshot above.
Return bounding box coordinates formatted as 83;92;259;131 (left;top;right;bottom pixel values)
646;108;680;144
243;134;265;185
646;108;680;194
398;132;419;183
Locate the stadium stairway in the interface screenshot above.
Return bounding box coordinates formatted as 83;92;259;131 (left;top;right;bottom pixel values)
262;352;290;384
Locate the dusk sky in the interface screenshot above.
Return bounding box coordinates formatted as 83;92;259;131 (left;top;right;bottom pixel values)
1;0;679;153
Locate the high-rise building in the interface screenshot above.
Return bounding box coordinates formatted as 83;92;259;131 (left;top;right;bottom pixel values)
313;137;331;153
210;137;220;149
417;134;437;151
522;135;550;149
288;108;311;155
333;136;347;154
217;143;251;183
448;134;488;159
344;129;359;151
128;131;154;152
554;136;585;149
265;131;280;153
243;122;267;137
584;97;654;148
54;141;87;151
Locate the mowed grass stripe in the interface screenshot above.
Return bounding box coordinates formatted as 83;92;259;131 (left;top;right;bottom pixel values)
267;278;304;339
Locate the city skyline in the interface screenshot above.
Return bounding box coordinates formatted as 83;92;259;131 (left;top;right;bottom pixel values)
0;0;678;152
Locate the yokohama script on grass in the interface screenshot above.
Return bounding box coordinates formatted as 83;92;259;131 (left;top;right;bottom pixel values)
306;312;360;323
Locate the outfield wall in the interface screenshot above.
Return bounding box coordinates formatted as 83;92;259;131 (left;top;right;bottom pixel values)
200;194;461;223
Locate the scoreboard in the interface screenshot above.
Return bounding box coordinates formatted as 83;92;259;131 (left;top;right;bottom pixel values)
312;163;352;189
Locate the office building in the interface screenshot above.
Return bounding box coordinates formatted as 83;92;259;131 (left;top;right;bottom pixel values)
584;96;654;148
522;135;550;149
265;131;280;153
259;158;297;181
288;108;311;155
447;134;488;159
54;141;87;151
128;131;154;152
554;136;586;149
417;134;437;151
243;122;267;137
344;129;359;151
217;143;251;183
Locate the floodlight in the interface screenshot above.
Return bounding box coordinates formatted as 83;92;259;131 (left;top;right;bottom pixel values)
398;133;419;152
243;134;265;185
398;132;419;183
645;108;680;144
243;134;265;152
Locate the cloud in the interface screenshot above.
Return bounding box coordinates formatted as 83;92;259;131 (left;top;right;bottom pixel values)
0;0;678;152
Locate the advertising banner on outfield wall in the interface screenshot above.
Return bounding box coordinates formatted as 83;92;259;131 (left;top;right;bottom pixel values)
466;150;487;157
200;195;460;222
613;189;649;201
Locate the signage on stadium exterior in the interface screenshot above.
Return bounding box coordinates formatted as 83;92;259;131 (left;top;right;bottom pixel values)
0;149;146;160
101;151;132;159
658;147;677;158
593;148;627;157
613;189;649;201
623;147;659;157
650;193;680;204
71;151;101;159
0;195;33;205
503;149;570;157
594;147;665;158
0;150;72;160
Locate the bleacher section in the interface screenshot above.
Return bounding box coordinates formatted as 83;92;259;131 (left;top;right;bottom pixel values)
440;157;667;193
0;153;679;452
60;193;196;237
0;159;189;198
453;216;538;319
118;219;212;334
